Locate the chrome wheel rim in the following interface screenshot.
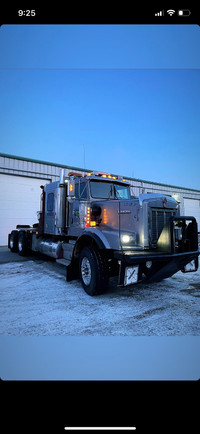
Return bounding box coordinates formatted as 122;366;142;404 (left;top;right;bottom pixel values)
81;257;92;286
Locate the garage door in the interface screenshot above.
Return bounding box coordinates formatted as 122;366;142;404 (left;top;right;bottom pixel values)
184;198;200;232
0;174;50;246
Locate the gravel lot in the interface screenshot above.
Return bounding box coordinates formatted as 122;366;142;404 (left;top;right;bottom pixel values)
0;247;200;336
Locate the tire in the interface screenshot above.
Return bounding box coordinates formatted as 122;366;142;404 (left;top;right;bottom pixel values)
18;231;28;256
79;246;108;296
9;230;19;252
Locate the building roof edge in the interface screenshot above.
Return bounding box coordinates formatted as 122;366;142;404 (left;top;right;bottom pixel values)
1;152;200;193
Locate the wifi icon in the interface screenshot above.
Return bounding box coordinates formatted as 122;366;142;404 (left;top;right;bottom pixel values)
167;9;176;16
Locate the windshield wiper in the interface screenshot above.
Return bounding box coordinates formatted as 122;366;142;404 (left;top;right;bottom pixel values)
108;185;113;199
113;185;122;199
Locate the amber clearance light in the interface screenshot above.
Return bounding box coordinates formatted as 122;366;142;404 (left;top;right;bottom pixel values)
85;207;96;228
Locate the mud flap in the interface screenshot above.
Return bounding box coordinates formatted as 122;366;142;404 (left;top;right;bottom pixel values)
181;257;198;273
8;233;11;249
66;259;79;282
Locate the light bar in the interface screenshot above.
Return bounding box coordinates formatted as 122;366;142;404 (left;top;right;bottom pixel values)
84;171;127;182
87;172;118;180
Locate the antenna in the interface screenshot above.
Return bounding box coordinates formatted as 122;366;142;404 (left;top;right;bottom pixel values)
83;144;86;169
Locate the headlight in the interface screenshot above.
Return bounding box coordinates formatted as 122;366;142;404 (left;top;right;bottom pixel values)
121;234;131;243
121;233;136;244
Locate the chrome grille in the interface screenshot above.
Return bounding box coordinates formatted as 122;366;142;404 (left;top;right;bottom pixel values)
151;209;176;246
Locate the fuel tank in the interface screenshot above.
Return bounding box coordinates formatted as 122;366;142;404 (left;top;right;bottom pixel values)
38;238;63;258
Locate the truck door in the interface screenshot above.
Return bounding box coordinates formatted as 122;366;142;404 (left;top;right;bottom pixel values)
68;182;79;228
68;180;88;236
44;185;56;234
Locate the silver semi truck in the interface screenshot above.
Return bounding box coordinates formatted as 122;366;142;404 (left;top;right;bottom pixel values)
8;169;199;295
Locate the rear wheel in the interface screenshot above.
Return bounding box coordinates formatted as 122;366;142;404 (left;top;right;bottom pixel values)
79;246;108;296
18;231;28;256
9;230;19;252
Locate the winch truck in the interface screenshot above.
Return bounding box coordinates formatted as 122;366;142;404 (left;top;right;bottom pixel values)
8;169;199;295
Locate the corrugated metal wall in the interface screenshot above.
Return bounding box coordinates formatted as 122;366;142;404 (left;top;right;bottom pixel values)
1;152;200;197
0;154;90;182
0;154;60;182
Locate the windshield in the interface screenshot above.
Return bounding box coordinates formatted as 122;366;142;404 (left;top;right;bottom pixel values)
90;181;130;199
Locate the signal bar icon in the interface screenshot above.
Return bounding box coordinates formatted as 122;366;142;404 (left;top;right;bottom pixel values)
155;10;164;16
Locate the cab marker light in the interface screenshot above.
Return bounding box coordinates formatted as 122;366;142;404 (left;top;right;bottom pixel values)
85;207;91;228
103;208;108;224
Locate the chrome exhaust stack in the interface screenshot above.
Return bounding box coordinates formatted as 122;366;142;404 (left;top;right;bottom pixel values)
56;169;67;233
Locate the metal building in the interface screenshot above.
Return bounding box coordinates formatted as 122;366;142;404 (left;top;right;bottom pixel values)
0;152;200;246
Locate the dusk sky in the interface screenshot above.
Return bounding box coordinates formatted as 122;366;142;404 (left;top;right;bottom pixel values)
0;24;200;190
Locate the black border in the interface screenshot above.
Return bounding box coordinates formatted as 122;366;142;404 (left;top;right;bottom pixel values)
1;379;199;433
1;11;200;434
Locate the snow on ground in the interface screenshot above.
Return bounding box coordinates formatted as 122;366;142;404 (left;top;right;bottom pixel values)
0;257;200;336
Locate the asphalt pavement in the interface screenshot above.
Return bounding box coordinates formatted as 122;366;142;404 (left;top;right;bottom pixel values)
0;246;31;263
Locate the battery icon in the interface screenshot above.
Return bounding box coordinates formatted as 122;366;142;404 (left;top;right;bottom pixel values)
178;9;191;16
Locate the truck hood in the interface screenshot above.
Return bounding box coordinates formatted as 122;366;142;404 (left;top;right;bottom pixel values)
92;194;179;250
138;193;178;207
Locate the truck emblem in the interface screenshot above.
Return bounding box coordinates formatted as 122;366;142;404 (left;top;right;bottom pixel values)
118;210;131;214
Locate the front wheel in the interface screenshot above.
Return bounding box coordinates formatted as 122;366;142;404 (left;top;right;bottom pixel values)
79;246;108;296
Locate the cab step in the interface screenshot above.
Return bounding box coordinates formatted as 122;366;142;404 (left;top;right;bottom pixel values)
62;242;75;260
